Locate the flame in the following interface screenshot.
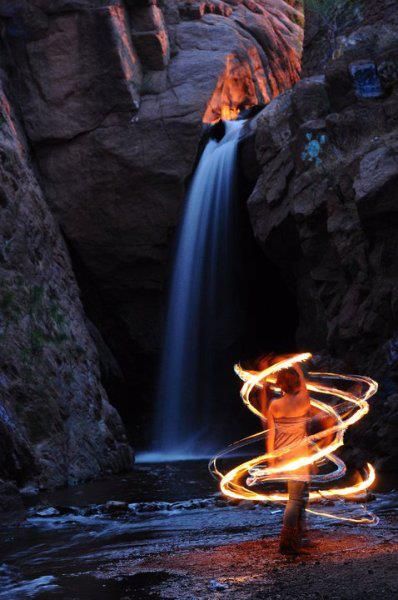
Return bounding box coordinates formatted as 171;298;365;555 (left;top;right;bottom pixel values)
210;353;379;524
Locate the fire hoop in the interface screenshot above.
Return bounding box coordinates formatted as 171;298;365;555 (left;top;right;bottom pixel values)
210;353;379;524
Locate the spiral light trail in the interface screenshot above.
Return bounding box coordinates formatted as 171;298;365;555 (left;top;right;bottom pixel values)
210;353;379;524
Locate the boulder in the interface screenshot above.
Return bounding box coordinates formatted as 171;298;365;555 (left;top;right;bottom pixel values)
10;5;142;142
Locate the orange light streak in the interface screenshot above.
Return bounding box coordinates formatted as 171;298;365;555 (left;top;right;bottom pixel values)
210;353;379;524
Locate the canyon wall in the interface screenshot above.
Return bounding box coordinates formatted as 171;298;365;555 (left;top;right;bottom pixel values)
1;0;303;444
249;0;398;469
0;69;132;499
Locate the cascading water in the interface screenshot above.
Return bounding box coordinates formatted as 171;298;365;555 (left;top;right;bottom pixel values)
151;119;247;459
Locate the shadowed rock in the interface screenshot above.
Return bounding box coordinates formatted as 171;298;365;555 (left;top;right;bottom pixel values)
248;0;398;465
0;69;133;490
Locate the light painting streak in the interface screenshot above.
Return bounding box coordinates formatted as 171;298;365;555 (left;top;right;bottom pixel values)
209;353;379;524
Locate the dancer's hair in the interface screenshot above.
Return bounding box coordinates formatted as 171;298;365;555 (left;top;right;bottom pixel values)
276;367;301;394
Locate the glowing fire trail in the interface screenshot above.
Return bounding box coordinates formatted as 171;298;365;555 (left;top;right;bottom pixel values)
210;353;379;524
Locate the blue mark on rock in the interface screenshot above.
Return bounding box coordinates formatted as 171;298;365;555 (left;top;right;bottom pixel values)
349;61;383;99
301;132;328;167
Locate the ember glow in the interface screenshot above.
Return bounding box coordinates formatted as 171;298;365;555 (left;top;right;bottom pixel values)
210;353;379;524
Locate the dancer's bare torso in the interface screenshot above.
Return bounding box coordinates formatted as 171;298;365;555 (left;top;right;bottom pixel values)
268;377;311;481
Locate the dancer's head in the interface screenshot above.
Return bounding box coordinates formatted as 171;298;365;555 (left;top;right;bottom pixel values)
276;367;300;394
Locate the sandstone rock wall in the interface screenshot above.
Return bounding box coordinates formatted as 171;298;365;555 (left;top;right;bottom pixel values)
0;66;132;489
249;0;398;468
1;0;303;442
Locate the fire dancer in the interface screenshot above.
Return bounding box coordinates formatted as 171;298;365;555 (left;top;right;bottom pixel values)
267;365;311;555
210;353;378;546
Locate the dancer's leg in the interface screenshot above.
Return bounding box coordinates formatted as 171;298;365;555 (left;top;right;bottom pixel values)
279;480;307;554
283;480;306;528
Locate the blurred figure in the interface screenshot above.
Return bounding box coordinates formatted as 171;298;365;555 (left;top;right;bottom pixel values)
267;364;311;555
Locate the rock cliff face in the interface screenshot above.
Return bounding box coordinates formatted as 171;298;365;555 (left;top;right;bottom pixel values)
249;0;398;469
0;0;396;488
0;69;132;490
2;1;303;441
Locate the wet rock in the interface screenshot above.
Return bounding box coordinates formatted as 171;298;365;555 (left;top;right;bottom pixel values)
20;484;39;497
128;497;215;514
53;505;82;516
209;578;228;591
105;500;129;513
128;501;170;513
215;498;229;507
240;500;256;510
85;504;103;516
35;507;60;517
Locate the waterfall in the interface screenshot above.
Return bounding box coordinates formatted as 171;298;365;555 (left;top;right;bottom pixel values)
152;119;246;459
